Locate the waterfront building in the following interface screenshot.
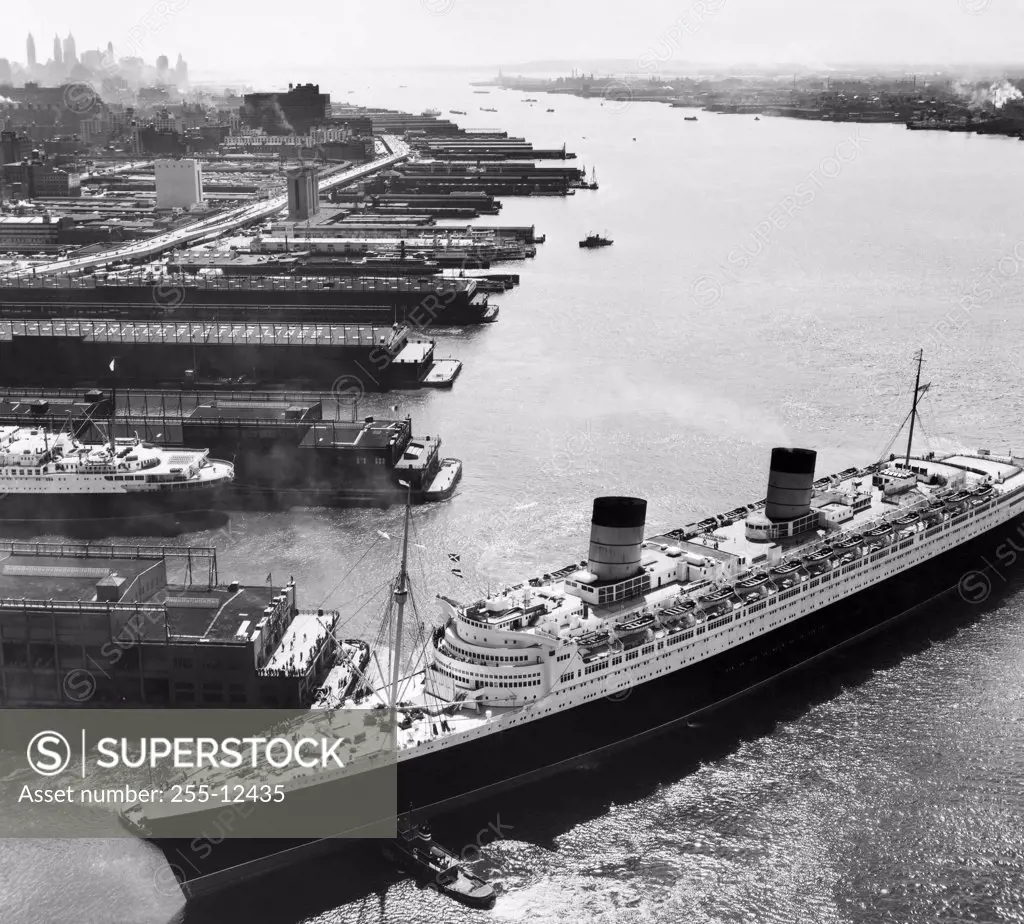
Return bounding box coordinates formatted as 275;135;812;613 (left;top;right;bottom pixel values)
0;543;337;708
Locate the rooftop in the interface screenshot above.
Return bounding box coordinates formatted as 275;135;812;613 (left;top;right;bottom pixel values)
144;584;280;642
0;551;157;603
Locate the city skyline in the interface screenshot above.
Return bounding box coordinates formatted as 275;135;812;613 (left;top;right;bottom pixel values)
2;0;1024;78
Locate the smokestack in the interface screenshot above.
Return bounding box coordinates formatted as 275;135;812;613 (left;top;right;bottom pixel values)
765;448;816;522
587;496;647;582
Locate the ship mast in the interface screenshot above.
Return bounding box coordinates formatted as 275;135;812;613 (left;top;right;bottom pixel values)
904;349;923;468
389;479;412;713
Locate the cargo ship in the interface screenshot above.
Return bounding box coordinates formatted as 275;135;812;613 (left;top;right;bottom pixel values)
127;354;1024;896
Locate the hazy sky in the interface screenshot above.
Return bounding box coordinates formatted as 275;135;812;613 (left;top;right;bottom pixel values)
2;0;1022;77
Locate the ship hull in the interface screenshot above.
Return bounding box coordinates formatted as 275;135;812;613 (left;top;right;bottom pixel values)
146;510;1023;896
0;484;228;522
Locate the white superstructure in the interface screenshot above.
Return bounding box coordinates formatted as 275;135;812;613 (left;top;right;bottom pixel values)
132;445;1024;827
0;426;232;495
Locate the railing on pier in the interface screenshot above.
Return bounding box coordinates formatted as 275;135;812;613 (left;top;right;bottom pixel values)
2;541;218;585
0;318;405;349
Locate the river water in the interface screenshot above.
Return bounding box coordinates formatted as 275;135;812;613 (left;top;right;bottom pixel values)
1;67;1023;923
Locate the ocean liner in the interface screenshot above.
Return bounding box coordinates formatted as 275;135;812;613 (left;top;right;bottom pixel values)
0;424;233;519
129;355;1024;895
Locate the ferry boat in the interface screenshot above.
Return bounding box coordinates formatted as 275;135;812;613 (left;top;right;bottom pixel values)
0;424;233;519
128;353;1024;896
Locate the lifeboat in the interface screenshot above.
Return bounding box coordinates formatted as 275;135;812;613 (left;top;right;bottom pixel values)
864;524;893;540
736;573;769;589
576;629;610;648
617;613;655;634
895;512;921;527
835;534;862;549
770;561;802;576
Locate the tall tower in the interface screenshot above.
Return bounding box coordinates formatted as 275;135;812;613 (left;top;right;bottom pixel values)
26;33;36;70
63;33;77;65
53;35;62;67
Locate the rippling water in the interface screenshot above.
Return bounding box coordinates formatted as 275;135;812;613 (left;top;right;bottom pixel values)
2;67;1024;923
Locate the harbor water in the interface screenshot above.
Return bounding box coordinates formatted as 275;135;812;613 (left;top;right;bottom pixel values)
2;67;1024;924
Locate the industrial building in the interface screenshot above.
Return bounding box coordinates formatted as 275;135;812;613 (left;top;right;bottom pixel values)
286;163;319;221
241;83;330;135
1;159;81;198
154;157;204;209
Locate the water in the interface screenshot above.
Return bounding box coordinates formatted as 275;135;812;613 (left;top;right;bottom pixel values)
2;68;1024;923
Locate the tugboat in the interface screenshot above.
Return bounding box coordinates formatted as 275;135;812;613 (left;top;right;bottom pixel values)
383;816;497;910
579;232;613;248
577;166;598;190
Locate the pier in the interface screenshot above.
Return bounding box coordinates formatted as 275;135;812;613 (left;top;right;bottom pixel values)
0;319;440;390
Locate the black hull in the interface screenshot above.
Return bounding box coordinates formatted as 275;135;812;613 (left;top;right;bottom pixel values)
0;486;228;521
147;511;1024;895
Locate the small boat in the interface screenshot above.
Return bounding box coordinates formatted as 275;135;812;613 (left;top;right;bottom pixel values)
754;116;761;120
383;817;496;910
546;108;555;112
449;109;467;115
684;115;698;121
579;233;613;248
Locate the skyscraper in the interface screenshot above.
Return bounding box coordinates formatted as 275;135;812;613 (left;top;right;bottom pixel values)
26;33;36;70
63;33;77;65
53;35;62;67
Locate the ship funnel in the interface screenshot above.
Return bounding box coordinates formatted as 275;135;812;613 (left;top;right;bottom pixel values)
587;496;647;582
765;447;816;522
